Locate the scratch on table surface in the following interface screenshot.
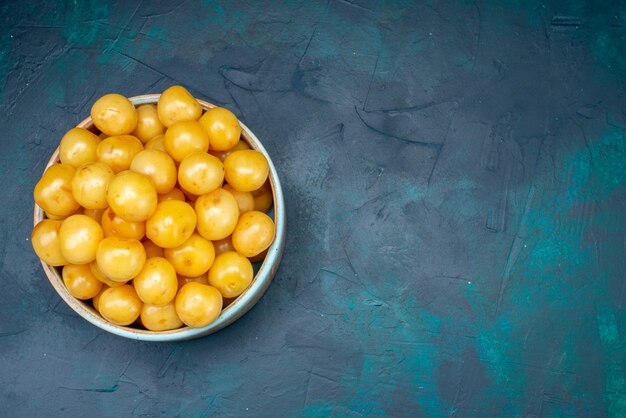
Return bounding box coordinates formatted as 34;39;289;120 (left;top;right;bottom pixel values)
302;368;312;408
475;358;578;378
621;232;626;308
572;118;594;172
52;300;79;318
309;369;340;384
117;375;147;396
292;294;342;317
56;89;97;116
102;0;144;55
223;80;250;124
143;76;167;94
361;100;456;115
0;220;7;276
0;328;29;338
471;0;482;72
354;105;450;149
359;156;385;191
13;24;65;29
363;52;380;111
341;245;358;279
495;236;524;315
495;175;536;314
136;27;176;44
296;0;331;67
158;346;181;378
508;361;578;377
296;123;344;144
426;144;444;189
118;355;136;381
427;103;456;188
337;0;373;13
353;183;415;212
550;16;583;28
139;0;190;19
112;49;175;82
539;393;573;416
81;332;102;350
486;160;511;233
437;274;473;282
341;259;383;303
59;385;119;393
298;26;317;67
363;298;385;307
447;373;465;417
219;60;267;93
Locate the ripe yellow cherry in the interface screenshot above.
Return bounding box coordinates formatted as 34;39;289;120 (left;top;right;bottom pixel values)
133;257;178;306
198;107;241;151
145;200;196;248
164;233;215;277
158;187;185;202
58;214;104;264
223;184;254;214
106;170;158;222
207;251;253;298
175;283;222;328
130;149;177;194
194;188;239;241
223;150;269;192
62;264;103;300
71;162;115;209
92;285;108;312
44;208;81;220
31;219;68;266
144;133;166;152
59;128;101;168
96;135;144;173
142;239;164;258
132;104;165;143
231;211;275;257
212;235;235;257
140;303;184;331
181;188;199;203
177;274;209;288
157;85;202;127
251;181;273;213
34;164;81;217
89;261;126;287
98;285;142;326
96;236;146;282
83;207;106;224
178;152;224;195
91;94;138;136
164;120;209;162
101;207;146;240
249;248;268;263
209;140;250;162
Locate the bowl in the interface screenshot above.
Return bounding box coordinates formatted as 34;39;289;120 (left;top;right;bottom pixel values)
33;94;286;341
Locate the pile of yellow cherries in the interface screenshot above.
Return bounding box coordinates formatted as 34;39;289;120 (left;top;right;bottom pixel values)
32;86;275;331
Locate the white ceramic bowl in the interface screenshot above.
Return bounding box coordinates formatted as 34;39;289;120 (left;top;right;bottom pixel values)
33;94;286;341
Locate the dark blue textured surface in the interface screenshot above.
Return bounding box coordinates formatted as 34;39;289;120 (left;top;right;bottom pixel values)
1;1;625;416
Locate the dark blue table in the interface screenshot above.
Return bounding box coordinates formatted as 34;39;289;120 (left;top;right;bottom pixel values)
1;1;625;416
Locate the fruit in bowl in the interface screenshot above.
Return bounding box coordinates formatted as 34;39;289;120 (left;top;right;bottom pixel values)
32;86;284;339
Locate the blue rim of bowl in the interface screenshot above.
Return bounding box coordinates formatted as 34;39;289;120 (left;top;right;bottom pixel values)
33;94;286;341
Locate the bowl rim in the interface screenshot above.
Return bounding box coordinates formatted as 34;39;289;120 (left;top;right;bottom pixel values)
33;94;286;341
